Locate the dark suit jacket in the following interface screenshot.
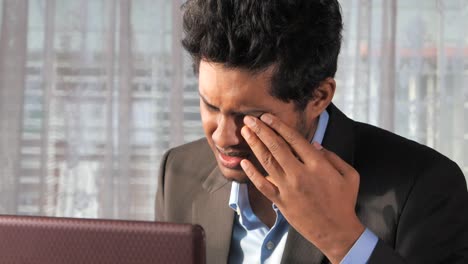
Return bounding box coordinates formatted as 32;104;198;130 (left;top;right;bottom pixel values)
156;104;468;263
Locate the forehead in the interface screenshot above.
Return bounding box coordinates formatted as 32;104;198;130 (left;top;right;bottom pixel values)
197;60;297;116
198;60;274;99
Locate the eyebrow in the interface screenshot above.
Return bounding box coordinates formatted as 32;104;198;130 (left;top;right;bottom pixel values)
198;92;266;118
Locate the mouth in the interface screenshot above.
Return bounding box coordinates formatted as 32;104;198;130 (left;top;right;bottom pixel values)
216;148;250;169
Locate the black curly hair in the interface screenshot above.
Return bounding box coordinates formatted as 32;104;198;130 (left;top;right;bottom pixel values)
182;0;343;110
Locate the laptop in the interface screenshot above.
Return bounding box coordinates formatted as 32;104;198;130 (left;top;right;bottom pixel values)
0;215;205;264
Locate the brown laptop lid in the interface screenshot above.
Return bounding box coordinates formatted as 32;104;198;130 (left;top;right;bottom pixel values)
0;215;205;264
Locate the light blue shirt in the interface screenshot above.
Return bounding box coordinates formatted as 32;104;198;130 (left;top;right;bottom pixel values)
228;110;379;263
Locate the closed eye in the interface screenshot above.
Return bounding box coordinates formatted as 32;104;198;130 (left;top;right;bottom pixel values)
204;101;219;112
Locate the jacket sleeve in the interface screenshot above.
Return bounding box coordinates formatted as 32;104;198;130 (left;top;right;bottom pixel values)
368;159;468;264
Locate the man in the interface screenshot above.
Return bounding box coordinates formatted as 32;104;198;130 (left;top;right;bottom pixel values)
156;0;468;263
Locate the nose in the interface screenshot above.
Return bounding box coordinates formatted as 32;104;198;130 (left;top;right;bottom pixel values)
212;115;243;149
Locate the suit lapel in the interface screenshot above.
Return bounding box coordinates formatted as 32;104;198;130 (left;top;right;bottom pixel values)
322;103;355;166
281;103;356;264
192;165;234;264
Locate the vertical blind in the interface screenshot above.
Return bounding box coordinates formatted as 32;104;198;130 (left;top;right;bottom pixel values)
0;0;467;220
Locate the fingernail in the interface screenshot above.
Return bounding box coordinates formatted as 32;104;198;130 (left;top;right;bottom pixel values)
241;126;252;139
260;114;272;125
240;159;249;169
244;116;256;127
240;160;251;174
312;141;323;150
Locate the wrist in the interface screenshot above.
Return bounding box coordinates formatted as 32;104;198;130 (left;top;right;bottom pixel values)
320;218;365;264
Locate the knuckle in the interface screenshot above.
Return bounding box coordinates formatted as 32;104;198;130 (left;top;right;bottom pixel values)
248;138;258;148
262;153;274;167
288;170;303;187
285;131;297;145
350;170;360;182
289;167;302;178
252;123;262;135
268;141;280;153
271;189;280;200
307;159;319;170
270;119;279;129
290;177;302;191
246;134;259;148
256;181;266;191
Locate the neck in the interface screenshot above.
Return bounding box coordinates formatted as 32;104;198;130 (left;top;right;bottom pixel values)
305;116;320;143
247;183;276;228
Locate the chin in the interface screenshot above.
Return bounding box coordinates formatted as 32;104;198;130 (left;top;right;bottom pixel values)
218;166;250;183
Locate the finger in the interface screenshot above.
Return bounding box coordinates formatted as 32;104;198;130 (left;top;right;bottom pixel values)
319;144;359;183
241;125;286;179
240;159;280;201
243;115;302;173
259;113;320;163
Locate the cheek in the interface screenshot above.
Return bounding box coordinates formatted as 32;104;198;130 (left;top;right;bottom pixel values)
277;112;299;129
200;108;217;135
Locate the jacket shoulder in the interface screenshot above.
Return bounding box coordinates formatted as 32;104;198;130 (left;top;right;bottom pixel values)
160;138;217;185
353;121;458;169
156;138;217;222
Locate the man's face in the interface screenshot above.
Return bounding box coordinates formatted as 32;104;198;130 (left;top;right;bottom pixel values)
198;60;317;183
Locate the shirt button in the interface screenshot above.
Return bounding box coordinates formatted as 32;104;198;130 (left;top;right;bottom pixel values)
266;241;275;250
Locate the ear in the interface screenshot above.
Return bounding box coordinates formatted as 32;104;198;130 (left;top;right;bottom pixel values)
305;77;336;117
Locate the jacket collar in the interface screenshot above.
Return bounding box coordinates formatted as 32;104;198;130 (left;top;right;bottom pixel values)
194;165;234;263
322;103;355;167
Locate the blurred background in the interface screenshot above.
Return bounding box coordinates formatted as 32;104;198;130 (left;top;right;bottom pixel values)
0;0;466;220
